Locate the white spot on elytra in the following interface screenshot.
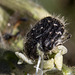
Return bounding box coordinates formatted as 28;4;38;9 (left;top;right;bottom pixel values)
56;31;62;35
36;34;42;38
31;33;33;35
49;32;52;34
45;42;50;47
54;24;58;26
33;28;35;30
51;39;54;42
61;35;65;39
48;20;51;23
41;27;43;29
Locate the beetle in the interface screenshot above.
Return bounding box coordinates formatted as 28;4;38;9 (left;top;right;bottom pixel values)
24;16;71;60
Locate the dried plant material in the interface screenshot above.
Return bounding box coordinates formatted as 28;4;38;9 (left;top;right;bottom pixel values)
43;58;54;70
15;52;33;64
54;53;63;70
52;45;68;55
62;65;73;75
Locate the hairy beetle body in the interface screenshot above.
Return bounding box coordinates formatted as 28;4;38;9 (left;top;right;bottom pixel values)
24;16;70;60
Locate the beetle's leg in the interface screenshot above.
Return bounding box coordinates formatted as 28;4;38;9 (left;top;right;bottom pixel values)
62;33;72;44
54;32;72;46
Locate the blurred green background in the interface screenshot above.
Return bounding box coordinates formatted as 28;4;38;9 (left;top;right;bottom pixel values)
36;0;75;66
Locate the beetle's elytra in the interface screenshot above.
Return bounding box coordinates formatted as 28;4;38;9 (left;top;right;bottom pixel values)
24;16;70;60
